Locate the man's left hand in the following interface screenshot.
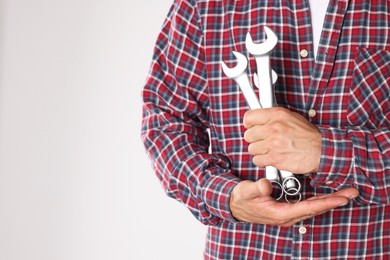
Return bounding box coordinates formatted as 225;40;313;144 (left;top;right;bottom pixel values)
244;107;322;174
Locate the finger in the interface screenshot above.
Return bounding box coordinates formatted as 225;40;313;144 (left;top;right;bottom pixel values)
256;203;326;227
251;188;359;227
234;179;273;200
288;195;350;219
305;187;359;201
246;178;273;198
243;109;270;129
244;107;290;128
331;187;359;199
252;154;275;168
266;195;349;224
270;196;349;226
244;125;267;143
257;178;273;196
248;142;269;156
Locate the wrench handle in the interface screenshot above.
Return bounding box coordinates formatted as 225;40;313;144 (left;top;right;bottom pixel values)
235;73;262;110
254;56;274;108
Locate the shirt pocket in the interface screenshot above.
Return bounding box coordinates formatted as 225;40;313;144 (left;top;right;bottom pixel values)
347;47;390;128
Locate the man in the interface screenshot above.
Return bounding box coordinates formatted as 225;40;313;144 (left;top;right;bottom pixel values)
141;0;390;258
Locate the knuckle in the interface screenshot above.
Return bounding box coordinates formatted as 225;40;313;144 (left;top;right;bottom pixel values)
248;143;255;154
269;122;284;134
270;138;281;148
243;110;255;127
252;155;264;167
270;138;287;150
274;107;289;118
244;129;253;143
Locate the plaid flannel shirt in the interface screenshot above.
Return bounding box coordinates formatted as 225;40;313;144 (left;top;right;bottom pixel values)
141;0;390;259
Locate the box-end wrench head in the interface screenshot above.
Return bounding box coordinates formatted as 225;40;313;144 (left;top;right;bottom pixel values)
280;170;302;196
265;166;284;201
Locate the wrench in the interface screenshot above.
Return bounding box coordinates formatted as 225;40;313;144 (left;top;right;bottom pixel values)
246;26;301;201
254;74;302;202
221;51;261;110
246;26;278;108
221;51;285;201
221;27;302;202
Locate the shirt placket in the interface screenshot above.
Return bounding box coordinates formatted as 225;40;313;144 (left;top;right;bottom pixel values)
294;0;315;110
291;1;349;259
291;220;314;260
306;0;350;124
289;1;315;257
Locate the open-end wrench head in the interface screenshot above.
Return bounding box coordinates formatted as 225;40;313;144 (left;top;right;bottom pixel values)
246;26;278;55
221;51;248;78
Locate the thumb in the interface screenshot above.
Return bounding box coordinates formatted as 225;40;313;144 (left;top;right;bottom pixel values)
256;178;273;196
238;178;273;199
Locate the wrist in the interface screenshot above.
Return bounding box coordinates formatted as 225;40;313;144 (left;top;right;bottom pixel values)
202;172;242;222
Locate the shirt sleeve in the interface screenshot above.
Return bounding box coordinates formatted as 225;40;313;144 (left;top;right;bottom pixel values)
311;125;390;205
141;0;241;225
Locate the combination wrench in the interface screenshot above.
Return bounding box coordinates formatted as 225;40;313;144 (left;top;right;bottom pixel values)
222;26;302;203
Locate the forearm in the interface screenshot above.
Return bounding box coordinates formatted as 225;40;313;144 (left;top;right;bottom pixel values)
142;103;241;224
312;125;390;204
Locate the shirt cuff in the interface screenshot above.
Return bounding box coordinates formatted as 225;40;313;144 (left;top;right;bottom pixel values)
311;126;355;189
201;171;242;223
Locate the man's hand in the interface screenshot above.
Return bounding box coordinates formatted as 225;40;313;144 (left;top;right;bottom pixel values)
244;107;322;174
230;179;359;226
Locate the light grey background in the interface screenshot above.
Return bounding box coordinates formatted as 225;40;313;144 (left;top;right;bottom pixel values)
0;0;207;259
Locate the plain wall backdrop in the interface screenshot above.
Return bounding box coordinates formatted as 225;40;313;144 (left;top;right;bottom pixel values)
0;0;207;259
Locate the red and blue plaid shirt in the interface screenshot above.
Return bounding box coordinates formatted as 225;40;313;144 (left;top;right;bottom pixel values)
141;0;390;258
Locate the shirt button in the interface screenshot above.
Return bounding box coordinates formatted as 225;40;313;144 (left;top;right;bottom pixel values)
308;109;316;118
300;49;309;58
299;226;307;235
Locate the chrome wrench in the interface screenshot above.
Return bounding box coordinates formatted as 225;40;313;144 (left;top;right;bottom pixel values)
245;26;278;108
221;51;261;110
246;26;301;202
221;51;284;201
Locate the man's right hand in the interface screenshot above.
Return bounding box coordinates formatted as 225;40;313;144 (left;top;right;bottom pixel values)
229;178;359;227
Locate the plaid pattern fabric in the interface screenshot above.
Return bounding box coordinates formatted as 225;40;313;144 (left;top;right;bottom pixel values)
141;0;390;259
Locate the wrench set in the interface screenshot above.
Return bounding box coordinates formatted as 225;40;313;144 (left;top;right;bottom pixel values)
221;26;302;203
